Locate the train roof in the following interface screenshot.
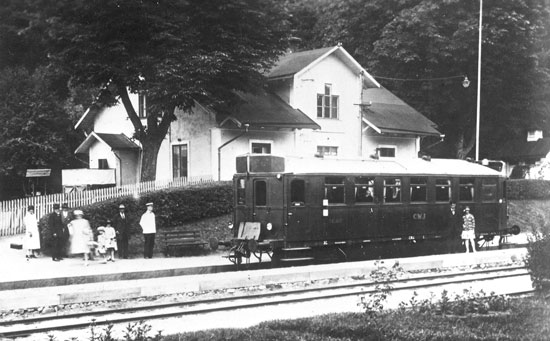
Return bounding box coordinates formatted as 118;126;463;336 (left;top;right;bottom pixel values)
281;156;503;177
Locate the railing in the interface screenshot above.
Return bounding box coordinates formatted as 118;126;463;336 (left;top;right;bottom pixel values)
0;176;213;236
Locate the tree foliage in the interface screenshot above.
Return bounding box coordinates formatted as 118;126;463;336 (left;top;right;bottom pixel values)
48;0;290;180
0;66;76;177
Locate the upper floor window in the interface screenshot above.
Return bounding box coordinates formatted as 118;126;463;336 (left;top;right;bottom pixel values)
317;145;338;157
138;94;147;118
317;84;339;119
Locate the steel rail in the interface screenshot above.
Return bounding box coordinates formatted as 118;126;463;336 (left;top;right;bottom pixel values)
0;265;532;338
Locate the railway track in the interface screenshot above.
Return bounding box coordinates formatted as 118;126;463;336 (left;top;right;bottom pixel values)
0;265;533;339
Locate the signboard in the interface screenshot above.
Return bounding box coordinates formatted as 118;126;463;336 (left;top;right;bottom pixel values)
26;169;51;177
62;169;116;186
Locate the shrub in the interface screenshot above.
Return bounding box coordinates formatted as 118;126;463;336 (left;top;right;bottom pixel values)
38;182;232;254
506;179;550;200
525;222;550;290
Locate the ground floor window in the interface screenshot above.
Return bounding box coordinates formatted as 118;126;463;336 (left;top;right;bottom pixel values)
317;145;338;156
172;144;188;178
251;141;272;154
378;146;396;158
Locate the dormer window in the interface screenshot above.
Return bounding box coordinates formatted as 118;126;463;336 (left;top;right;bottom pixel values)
527;130;543;142
138;94;147;118
317;84;338;119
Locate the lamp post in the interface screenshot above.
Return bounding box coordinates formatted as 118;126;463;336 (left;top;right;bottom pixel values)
475;0;483;161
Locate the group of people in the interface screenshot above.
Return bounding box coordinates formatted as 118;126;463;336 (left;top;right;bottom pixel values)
449;202;478;253
22;202;157;265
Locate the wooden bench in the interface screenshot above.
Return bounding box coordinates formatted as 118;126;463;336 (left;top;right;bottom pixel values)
160;230;208;257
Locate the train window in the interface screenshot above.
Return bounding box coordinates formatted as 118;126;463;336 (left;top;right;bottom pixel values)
435;179;451;202
254;180;267;206
482;178;498;202
355;177;375;203
459;178;475;202
237;178;246;205
384;178;401;203
410;177;427;202
291;179;306;206
324;176;345;204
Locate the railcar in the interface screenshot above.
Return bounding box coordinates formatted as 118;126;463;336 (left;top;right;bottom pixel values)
222;155;519;265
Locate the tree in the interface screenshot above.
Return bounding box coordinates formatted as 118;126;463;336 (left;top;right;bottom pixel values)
0;66;78;195
48;0;290;181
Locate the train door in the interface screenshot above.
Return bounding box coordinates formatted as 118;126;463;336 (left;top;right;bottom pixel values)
349;176;378;239
286;177;309;242
378;176;406;237
251;177;283;239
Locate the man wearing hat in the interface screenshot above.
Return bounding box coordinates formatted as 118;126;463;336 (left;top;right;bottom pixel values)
112;203;131;259
47;203;64;261
139;202;156;259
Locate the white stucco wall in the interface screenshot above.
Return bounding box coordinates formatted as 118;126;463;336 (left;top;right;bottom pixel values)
291;53;363;159
212;128;296;180
362;134;418;159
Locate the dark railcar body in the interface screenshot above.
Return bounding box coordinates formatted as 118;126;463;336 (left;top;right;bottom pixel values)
228;155;512;264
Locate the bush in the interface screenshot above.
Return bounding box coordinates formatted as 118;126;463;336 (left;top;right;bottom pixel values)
38;182;233;254
506;179;550;200
525;223;550;290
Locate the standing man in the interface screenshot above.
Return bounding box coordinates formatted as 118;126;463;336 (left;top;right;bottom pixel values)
139;202;156;259
461;206;477;253
448;202;461;253
60;203;73;257
47;203;64;261
112;203;131;259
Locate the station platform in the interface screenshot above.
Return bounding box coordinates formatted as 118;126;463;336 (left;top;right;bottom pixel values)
0;233;530;312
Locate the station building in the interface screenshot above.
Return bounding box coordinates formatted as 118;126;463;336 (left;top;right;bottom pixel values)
72;45;442;186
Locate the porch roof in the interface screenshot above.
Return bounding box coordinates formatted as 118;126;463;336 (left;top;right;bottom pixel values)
75;132;140;154
361;87;441;137
218;91;320;130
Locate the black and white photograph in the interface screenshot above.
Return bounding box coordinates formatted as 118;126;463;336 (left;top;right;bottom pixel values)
0;0;549;339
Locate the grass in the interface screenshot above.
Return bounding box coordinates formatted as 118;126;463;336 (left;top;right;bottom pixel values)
163;294;550;340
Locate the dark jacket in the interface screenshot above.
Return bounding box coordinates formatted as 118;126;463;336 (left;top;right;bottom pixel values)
48;212;65;239
112;212;131;238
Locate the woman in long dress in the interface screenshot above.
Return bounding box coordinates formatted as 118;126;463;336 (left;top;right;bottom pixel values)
23;205;40;259
68;209;93;266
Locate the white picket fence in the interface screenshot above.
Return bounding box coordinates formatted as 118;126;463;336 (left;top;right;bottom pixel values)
0;176;213;236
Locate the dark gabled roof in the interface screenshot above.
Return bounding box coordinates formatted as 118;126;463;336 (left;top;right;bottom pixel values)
496;138;550;162
267;47;335;79
219;91;320;130
96;133;140;149
75;132;139;154
361;87;441;137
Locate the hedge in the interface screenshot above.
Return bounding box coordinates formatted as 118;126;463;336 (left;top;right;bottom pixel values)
506;179;550;200
38;182;233;254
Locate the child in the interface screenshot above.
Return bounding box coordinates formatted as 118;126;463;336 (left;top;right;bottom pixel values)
103;220;118;262
96;226;108;263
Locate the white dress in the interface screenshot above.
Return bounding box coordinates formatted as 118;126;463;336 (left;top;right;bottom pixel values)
69;218;92;254
23;213;41;250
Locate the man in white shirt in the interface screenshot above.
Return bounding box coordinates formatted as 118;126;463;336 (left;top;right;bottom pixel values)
139;202;156;258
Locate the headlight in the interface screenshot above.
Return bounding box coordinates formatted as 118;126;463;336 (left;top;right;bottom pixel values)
228;222;234;229
266;222;273;231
